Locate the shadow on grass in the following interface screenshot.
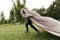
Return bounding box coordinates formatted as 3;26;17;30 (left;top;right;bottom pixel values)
30;31;60;40
23;29;60;40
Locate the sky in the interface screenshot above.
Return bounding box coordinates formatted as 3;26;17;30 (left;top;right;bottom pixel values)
0;0;55;19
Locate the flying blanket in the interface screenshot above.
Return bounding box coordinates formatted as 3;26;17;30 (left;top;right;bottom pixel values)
21;8;60;37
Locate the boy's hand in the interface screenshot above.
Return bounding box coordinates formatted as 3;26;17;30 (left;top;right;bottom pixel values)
28;16;34;18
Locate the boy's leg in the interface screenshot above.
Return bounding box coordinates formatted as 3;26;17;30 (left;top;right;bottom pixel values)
29;22;39;33
25;22;29;33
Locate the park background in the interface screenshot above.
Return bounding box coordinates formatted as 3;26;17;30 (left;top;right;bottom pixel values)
0;0;60;40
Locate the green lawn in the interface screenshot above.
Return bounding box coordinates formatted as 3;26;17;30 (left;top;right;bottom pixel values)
0;24;60;40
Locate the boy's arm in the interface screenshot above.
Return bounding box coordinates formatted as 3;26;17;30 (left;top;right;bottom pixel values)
28;16;34;18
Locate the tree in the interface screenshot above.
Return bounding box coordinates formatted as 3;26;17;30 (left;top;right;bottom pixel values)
37;8;46;16
32;8;46;16
46;0;60;20
11;0;26;24
46;2;56;17
55;0;60;20
23;0;26;7
0;11;5;24
9;8;15;23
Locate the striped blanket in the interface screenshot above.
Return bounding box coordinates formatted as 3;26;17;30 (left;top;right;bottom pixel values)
21;8;60;37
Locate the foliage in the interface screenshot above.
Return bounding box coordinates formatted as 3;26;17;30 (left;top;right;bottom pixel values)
37;8;46;16
46;0;60;20
35;0;60;20
9;8;15;23
32;8;46;16
9;0;26;24
0;11;5;24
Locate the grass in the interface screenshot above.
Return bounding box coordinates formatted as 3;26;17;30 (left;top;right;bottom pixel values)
0;23;60;40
